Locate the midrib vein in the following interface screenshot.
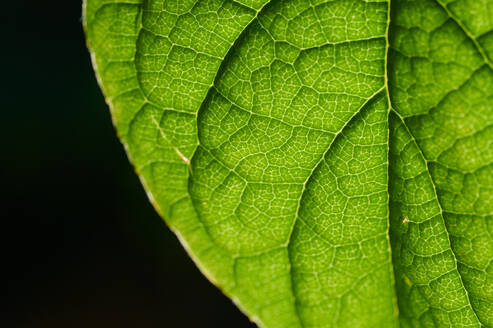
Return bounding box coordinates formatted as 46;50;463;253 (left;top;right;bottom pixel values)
384;0;400;324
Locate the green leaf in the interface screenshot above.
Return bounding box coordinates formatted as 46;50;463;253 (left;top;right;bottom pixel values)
83;0;493;326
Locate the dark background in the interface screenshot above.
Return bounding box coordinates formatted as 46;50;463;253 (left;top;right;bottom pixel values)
4;1;254;327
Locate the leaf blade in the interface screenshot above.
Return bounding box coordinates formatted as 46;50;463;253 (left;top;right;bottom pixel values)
84;0;493;326
389;0;493;325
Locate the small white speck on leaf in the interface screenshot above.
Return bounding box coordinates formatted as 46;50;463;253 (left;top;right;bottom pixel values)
175;148;190;164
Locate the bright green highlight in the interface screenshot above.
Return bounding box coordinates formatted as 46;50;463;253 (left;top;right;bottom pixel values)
84;0;493;326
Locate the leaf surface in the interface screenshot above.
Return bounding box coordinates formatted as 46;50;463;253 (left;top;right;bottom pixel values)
84;0;493;326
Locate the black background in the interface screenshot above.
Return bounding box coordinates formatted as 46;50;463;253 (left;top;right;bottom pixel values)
4;1;255;327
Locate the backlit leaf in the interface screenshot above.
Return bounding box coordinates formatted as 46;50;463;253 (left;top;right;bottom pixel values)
84;0;493;326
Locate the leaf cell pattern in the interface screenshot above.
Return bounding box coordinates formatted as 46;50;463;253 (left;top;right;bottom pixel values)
84;0;493;326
